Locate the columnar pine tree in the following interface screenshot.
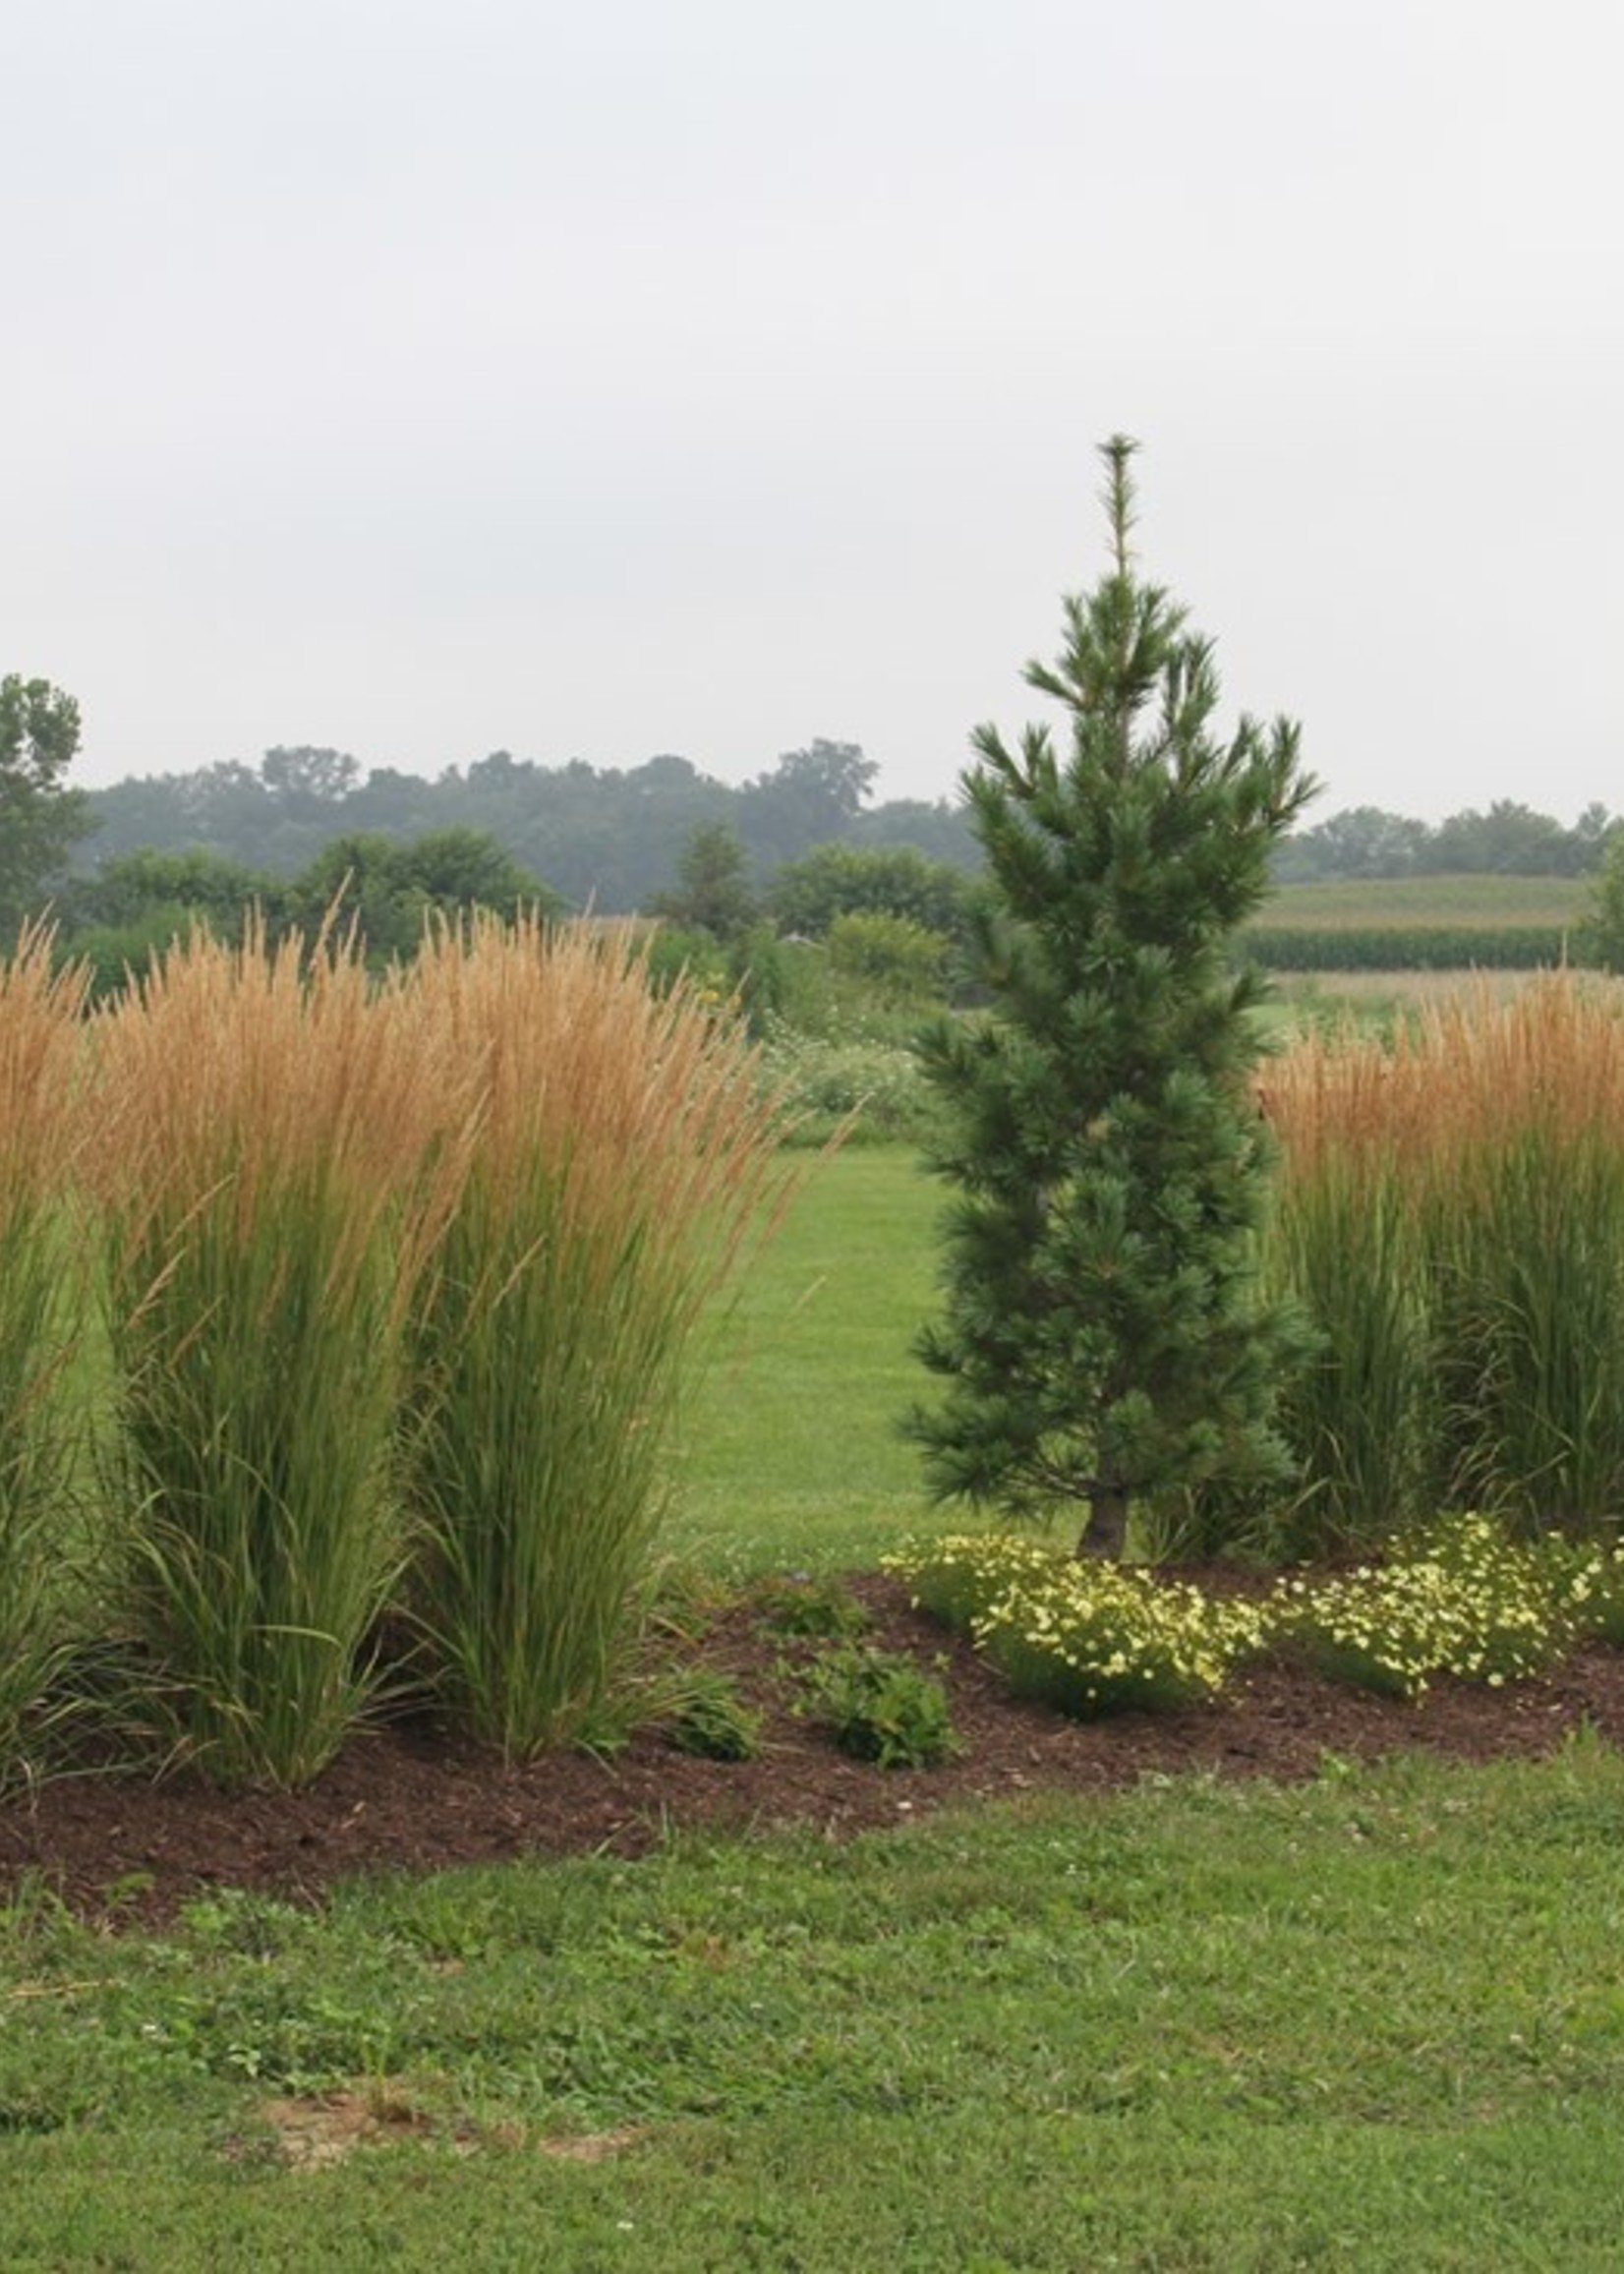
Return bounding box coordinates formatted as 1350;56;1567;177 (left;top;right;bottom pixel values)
907;438;1316;1558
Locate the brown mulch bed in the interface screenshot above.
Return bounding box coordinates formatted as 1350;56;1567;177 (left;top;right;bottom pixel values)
6;1572;1624;1931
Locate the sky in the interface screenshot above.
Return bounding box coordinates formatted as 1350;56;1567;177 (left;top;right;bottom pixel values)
5;0;1621;824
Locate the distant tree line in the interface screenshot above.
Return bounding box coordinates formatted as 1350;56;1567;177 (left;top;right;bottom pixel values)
9;667;1622;966
1274;799;1617;883
73;744;1620;903
74;738;981;910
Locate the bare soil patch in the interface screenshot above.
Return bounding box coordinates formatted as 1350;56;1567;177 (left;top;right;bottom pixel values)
7;1574;1624;1930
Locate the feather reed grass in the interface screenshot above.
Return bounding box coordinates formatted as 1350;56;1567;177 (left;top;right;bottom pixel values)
83;921;463;1788
399;914;788;1757
1262;973;1624;1545
0;923;88;1783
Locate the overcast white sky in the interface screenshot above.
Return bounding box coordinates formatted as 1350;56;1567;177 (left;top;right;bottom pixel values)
5;0;1620;822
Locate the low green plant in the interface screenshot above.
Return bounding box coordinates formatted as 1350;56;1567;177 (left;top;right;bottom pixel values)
645;1560;735;1649
1539;1536;1624;1647
663;1668;765;1762
754;1574;872;1638
801;1643;959;1768
1278;1513;1570;1700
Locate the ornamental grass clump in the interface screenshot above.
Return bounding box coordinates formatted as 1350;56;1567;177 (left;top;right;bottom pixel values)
1260;1145;1430;1556
400;915;787;1760
1263;975;1624;1545
1407;979;1624;1529
1277;1512;1569;1701
0;924;88;1784
84;922;457;1789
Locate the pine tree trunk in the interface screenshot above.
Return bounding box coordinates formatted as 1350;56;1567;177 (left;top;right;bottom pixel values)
1079;1486;1129;1561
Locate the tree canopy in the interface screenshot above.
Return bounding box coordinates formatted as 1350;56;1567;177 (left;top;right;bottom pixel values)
0;674;92;935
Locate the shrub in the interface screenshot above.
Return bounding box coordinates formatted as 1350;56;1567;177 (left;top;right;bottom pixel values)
770;844;974;947
825;911;950;1008
801;1643;959;1769
755;1020;940;1146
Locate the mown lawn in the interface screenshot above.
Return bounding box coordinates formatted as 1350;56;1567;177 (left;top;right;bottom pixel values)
669;1146;951;1573
9;1147;1624;2270
8;1744;1624;2269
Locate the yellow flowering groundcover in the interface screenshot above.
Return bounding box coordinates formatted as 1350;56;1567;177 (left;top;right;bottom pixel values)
887;1536;1271;1716
891;1514;1589;1717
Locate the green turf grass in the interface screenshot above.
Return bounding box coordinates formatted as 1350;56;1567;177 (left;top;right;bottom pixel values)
8;1742;1624;2267
669;1146;956;1574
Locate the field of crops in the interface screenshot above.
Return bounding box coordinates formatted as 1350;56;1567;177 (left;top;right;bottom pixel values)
1253;875;1588;930
1243;873;1588;972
